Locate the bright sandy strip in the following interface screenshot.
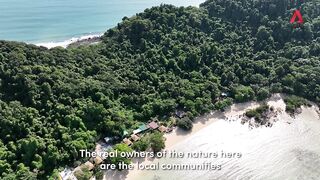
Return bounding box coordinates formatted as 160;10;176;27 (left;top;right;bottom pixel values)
104;94;320;180
103;94;283;180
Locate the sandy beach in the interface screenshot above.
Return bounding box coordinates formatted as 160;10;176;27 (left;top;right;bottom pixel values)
36;34;102;49
104;95;285;180
58;94;320;180
120;94;320;180
105;94;320;180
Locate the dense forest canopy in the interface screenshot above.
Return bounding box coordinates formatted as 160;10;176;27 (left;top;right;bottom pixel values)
0;0;320;178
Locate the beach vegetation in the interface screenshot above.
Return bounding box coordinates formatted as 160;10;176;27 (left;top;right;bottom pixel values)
149;132;165;153
108;143;133;170
74;165;93;180
284;96;308;114
245;104;270;119
234;86;255;102
93;168;104;180
257;88;271;101
132;137;149;152
214;98;233;111
176;117;193;131
245;104;273;124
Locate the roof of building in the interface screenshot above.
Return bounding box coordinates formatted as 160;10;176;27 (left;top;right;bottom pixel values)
133;124;149;134
158;125;167;133
123;138;133;146
133;129;142;134
130;134;140;142
93;156;103;165
83;161;94;171
148;121;159;130
138;124;148;131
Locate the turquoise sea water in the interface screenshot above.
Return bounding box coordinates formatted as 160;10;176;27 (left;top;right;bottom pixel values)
0;0;203;44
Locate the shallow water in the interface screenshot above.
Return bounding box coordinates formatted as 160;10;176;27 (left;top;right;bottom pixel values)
0;0;203;44
134;107;320;180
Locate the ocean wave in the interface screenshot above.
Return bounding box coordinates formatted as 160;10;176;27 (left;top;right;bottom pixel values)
35;33;103;49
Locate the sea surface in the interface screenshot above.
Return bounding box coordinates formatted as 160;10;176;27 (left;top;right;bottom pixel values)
0;0;203;46
133;106;320;180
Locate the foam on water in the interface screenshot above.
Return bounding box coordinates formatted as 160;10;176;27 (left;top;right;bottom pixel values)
0;0;205;48
36;33;102;48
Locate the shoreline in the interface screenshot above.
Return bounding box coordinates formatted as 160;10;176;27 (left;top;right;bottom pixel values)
27;1;205;49
104;96;265;180
60;94;320;180
127;101;320;180
67;35;102;48
163;100;260;149
2;0;205;50
35;33;103;49
105;93;320;180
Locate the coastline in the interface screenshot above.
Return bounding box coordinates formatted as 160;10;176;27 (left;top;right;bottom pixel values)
104;94;320;180
104;97;264;180
163;100;261;149
57;94;320;180
103;113;224;180
29;1;205;49
1;0;205;48
67;35;102;48
36;33;103;49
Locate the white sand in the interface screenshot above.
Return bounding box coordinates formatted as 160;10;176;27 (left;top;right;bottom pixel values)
104;94;319;180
